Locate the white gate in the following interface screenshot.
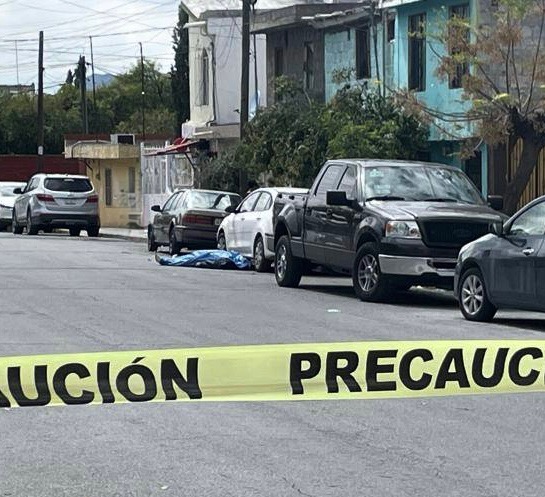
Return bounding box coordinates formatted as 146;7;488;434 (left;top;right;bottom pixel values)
140;143;194;227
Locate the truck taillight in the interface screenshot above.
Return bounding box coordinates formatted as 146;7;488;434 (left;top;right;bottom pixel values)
86;195;99;203
36;194;54;202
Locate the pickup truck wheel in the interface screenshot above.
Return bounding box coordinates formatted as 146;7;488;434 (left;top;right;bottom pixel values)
458;268;497;322
353;243;391;302
275;235;302;287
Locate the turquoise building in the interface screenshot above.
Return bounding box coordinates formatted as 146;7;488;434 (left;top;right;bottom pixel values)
322;0;488;195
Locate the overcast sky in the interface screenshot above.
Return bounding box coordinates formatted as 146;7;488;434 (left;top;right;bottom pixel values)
0;0;180;93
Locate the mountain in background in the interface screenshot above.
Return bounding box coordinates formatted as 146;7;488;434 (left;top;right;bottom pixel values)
91;73;115;88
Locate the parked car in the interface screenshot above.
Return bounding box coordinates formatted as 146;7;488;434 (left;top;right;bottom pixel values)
147;189;241;255
454;195;545;322
216;187;309;271
12;174;100;236
270;159;506;302
0;181;26;231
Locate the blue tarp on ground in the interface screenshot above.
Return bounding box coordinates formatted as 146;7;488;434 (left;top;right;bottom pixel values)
155;250;251;270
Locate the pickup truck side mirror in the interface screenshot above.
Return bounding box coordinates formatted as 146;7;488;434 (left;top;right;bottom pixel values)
327;190;349;207
151;205;161;212
490;220;505;237
487;195;504;211
225;205;236;213
13;188;23;194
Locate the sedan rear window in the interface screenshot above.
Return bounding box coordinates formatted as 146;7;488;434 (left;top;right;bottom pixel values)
44;178;93;192
189;192;241;210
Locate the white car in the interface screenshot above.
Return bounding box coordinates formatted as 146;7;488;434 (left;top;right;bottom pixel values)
217;187;308;271
0;182;26;231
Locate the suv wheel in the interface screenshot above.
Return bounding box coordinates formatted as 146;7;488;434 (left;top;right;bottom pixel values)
69;228;81;237
253;235;268;272
12;211;23;235
169;227;182;256
274;235;303;287
26;210;39;235
353;242;391;302
87;226;100;237
458;267;497;322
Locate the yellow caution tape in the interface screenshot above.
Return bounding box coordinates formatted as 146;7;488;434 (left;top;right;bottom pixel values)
1;340;545;408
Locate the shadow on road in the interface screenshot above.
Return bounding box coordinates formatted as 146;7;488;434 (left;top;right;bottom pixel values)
493;317;545;333
298;283;458;309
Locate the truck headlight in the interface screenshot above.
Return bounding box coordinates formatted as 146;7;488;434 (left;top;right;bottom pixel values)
385;220;421;239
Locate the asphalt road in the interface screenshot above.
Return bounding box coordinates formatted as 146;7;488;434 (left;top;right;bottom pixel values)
1;232;545;497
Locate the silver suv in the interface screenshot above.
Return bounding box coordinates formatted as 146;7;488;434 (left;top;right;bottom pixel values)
12;174;100;237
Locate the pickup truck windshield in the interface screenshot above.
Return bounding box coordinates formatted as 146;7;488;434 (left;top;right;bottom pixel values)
364;166;484;204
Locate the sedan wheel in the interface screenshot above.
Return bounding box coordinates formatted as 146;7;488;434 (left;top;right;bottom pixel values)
459;268;497;322
169;228;181;256
253;236;269;272
217;232;226;251
147;226;158;252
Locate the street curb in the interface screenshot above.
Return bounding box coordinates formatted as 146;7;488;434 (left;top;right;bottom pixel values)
98;233;147;243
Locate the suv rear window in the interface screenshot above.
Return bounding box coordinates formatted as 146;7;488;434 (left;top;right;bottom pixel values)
44;178;93;192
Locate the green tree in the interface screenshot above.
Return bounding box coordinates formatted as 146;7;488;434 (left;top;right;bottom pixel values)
0;93;38;154
171;3;190;132
201;78;428;191
327;88;429;160
96;60;176;135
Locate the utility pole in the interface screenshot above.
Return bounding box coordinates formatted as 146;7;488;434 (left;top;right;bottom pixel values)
240;0;250;139
15;40;20;87
252;3;258;115
79;55;88;134
139;42;146;142
37;31;44;173
89;36;97;134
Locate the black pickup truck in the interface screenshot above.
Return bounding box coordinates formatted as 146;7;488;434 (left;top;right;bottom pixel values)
267;159;506;301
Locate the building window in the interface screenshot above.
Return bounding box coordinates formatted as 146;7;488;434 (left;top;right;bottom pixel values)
200;49;209;106
128;167;136;194
387;17;395;42
408;13;426;92
449;4;470;89
105;168;112;206
304;42;315;90
274;47;284;102
274;47;284;78
356;26;371;79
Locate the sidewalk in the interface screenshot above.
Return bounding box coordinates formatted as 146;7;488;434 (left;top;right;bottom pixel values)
97;227;147;243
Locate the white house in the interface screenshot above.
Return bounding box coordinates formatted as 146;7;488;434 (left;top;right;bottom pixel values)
180;0;301;153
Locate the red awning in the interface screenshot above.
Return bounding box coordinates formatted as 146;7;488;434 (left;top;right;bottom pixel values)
144;137;198;156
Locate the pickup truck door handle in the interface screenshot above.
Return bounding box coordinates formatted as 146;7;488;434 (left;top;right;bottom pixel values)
522;248;535;256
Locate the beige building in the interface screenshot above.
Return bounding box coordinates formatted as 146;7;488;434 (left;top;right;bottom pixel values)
64;134;171;228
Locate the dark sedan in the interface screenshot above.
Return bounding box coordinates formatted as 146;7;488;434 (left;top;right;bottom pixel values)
454;195;545;321
148;189;241;255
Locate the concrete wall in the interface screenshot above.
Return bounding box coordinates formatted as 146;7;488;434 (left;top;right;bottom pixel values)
324;24;382;101
188;16;267;127
266;27;325;104
0;155;84;182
